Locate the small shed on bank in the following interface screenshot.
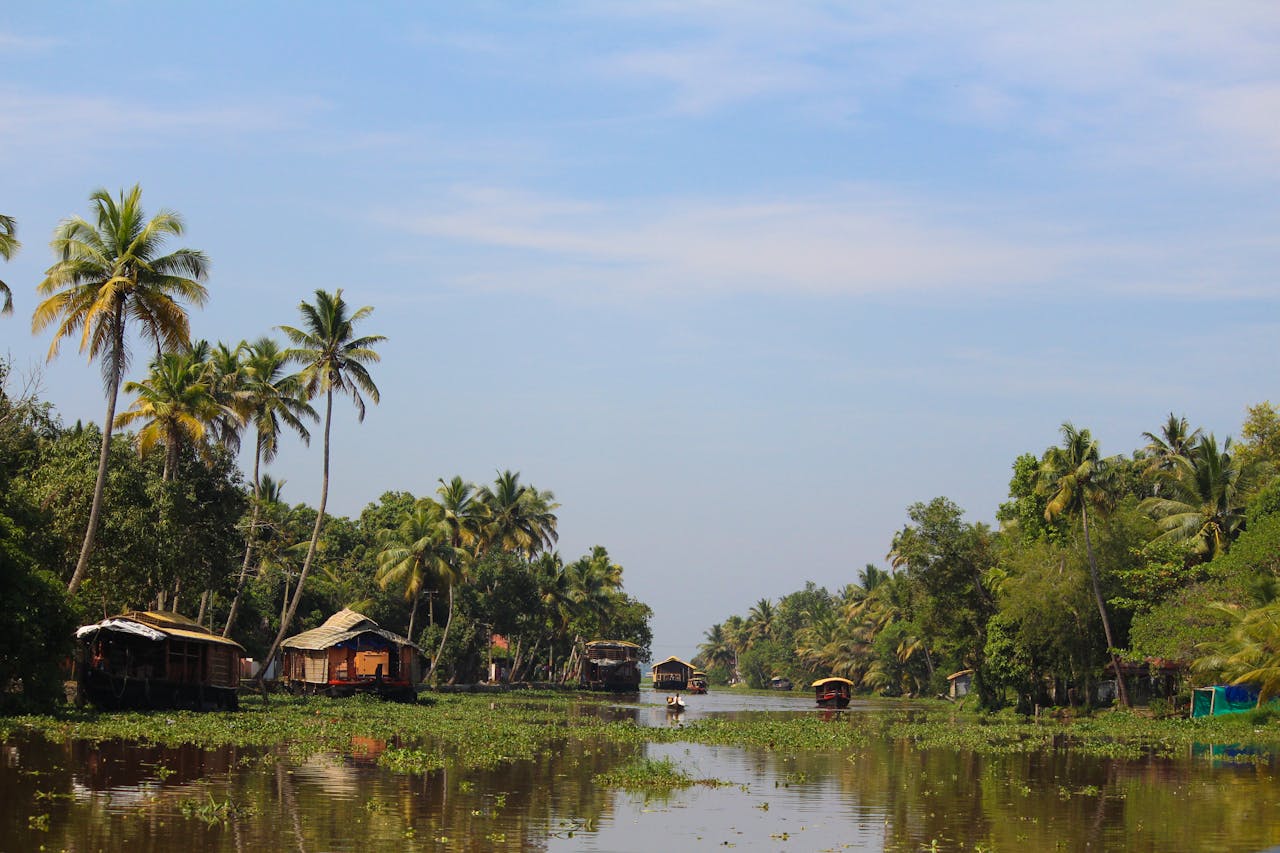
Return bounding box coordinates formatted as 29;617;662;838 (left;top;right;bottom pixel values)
947;669;974;700
1101;658;1185;707
280;609;423;699
75;610;244;710
650;656;694;690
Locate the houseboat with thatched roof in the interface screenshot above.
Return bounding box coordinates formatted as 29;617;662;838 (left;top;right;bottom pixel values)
75;611;244;711
577;639;642;692
650;656;694;690
279;609;423;700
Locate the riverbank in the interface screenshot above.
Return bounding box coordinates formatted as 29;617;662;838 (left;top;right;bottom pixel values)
6;691;1278;771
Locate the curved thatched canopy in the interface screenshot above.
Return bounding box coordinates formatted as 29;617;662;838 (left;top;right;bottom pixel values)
281;608;420;652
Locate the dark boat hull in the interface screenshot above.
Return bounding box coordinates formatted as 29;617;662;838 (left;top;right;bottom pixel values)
80;669;239;711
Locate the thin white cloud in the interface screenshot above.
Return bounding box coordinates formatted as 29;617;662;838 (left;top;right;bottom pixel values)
0;31;62;52
380;182;1279;303
0;88;328;156
381;185;1094;299
587;2;1280;174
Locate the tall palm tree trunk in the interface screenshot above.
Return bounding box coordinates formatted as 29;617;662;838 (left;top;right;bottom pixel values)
256;389;333;694
426;585;454;685
407;592;419;644
1082;504;1130;707
223;447;263;636
67;329;124;596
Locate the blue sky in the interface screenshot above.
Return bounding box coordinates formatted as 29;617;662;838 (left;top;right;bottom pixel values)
3;3;1279;660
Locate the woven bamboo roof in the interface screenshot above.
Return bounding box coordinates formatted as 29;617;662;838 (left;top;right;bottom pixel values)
281;608;420;652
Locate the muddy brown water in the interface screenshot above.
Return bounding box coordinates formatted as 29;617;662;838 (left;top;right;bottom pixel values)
3;690;1279;852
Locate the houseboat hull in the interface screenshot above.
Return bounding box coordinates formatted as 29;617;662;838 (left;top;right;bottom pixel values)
79;668;239;711
578;640;642;692
582;661;641;692
287;678;416;701
278;609;424;701
75;611;245;713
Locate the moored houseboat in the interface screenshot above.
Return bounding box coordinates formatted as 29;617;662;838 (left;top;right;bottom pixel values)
577;639;642;692
688;670;708;694
650;656;694;690
75;611;244;711
279;609;423;700
813;676;853;708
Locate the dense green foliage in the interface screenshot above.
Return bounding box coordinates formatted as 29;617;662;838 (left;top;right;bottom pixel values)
699;413;1280;711
0;349;651;699
0;189;652;705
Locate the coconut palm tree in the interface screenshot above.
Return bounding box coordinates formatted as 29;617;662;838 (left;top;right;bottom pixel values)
1037;422;1130;706
721;614;747;682
0;213;19;314
32;186;208;595
1141;434;1265;560
115;350;231;482
428;475;486;683
697;623;736;674
200;340;253;453
477;470;559;559
222;337;316;636
533;551;575;676
745;598;776;647
565;546;624;635
255;289;383;692
376;501;463;641
115;348;242;617
1141;413;1202;477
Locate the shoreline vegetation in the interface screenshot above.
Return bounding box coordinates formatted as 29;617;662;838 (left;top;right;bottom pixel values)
4;693;1277;781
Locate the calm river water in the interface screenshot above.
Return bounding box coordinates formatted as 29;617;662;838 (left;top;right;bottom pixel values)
3;690;1279;852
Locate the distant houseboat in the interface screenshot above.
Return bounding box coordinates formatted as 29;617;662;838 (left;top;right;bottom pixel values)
650;656;694;690
279;609;423;700
770;676;793;691
688;671;708;694
75;611;244;711
813;677;853;709
577;639;642;692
